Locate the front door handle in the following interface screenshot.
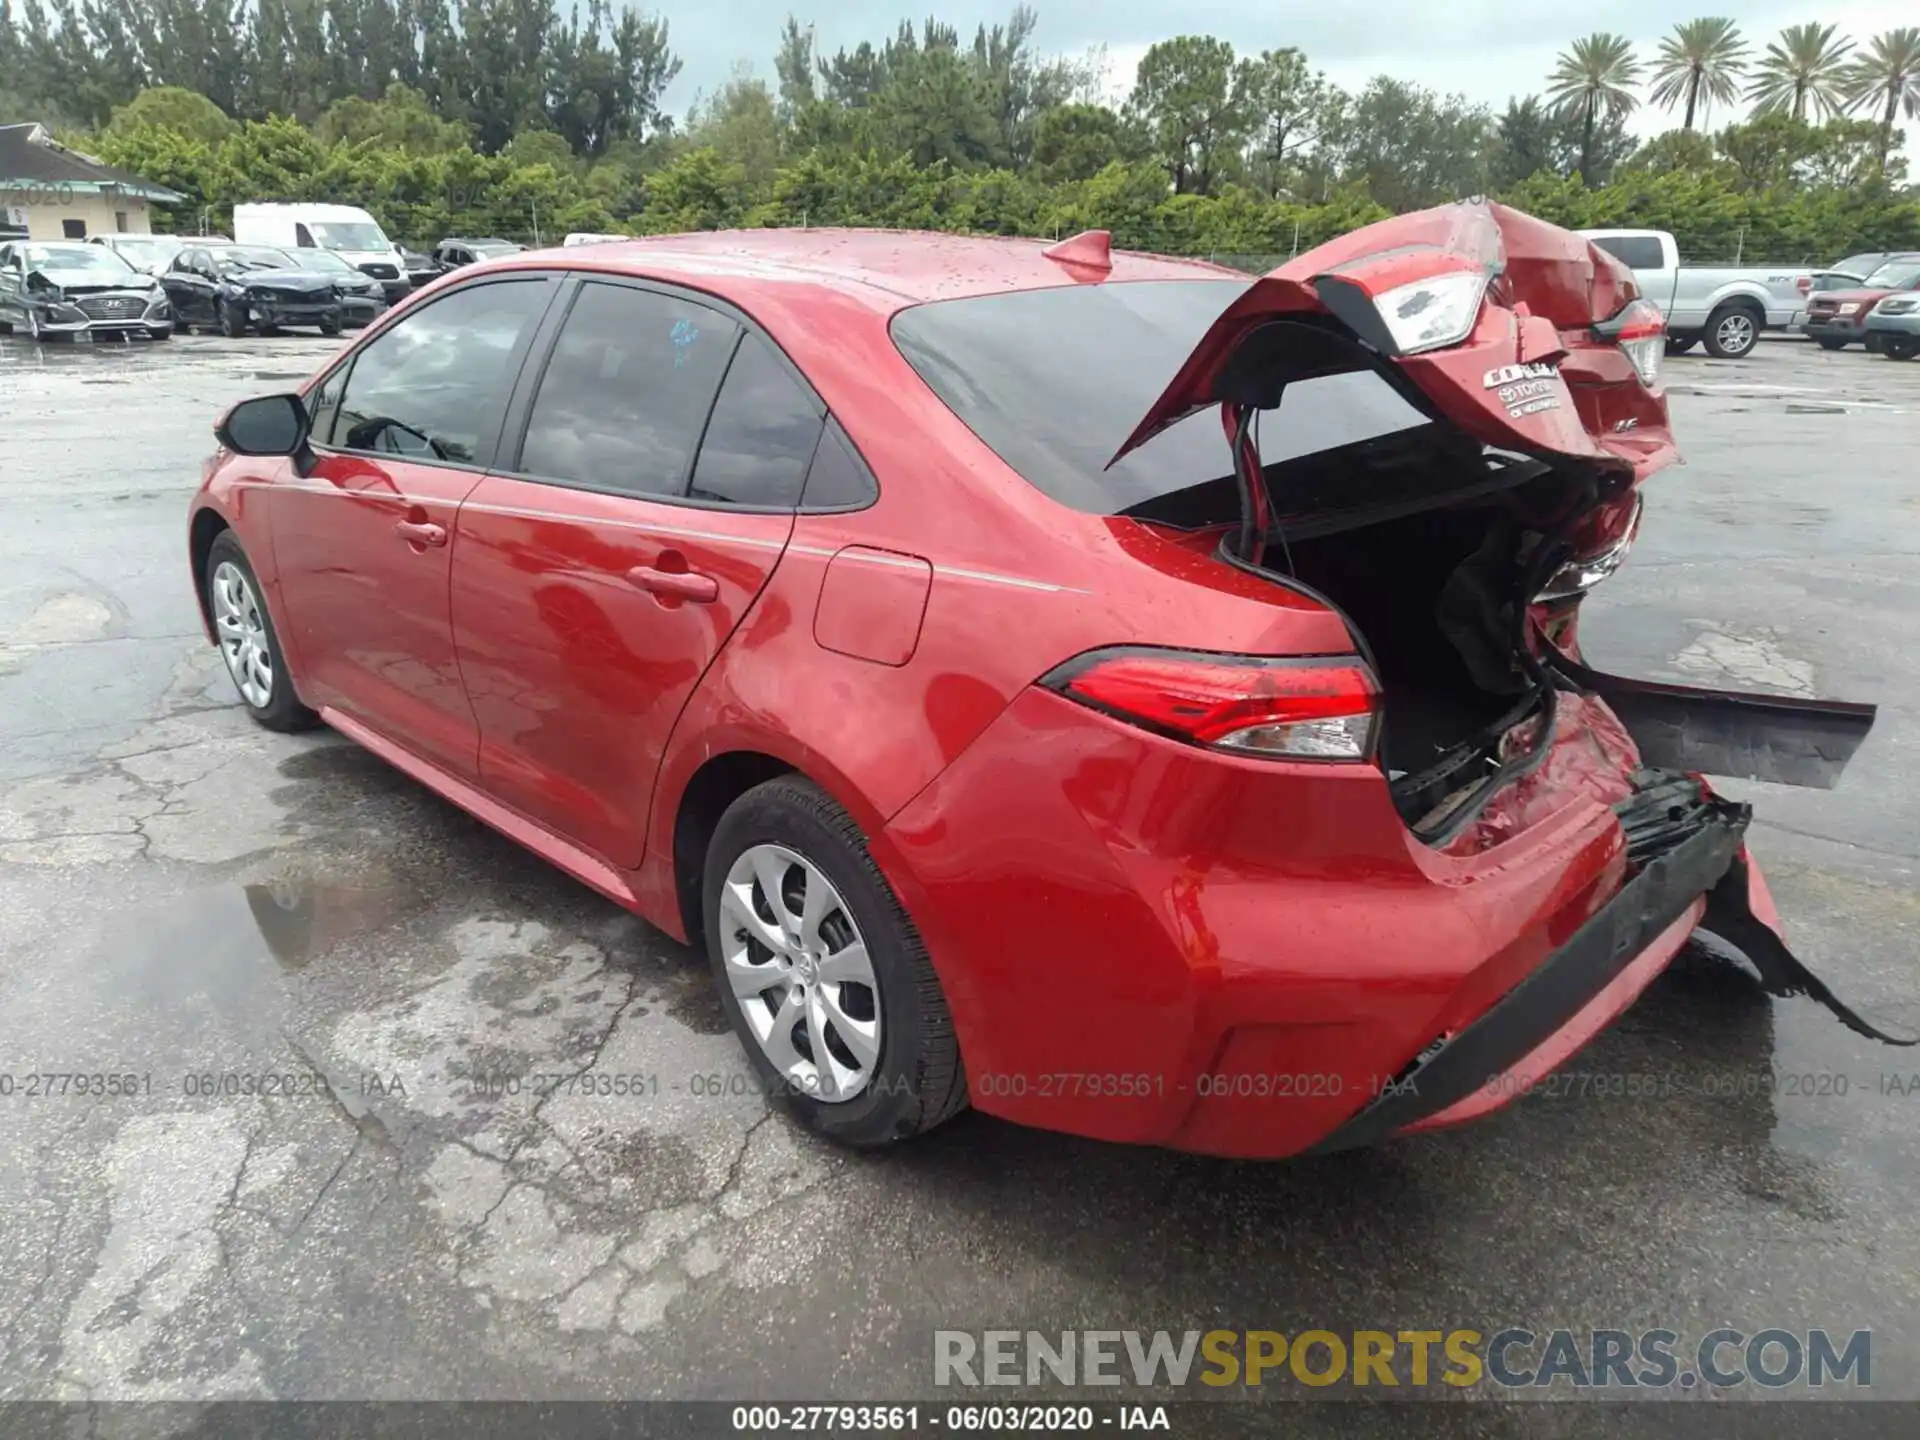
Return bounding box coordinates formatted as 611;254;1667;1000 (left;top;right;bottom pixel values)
626;564;719;603
395;518;447;548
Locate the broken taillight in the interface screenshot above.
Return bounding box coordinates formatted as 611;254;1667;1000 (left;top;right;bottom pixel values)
1041;648;1381;762
1594;298;1665;390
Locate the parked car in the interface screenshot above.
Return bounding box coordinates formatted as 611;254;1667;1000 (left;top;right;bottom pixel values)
1809;252;1889;292
89;233;186;276
233;203;412;302
187;206;1884;1157
0;240;172;340
400;247;447;290
1577;228;1812;358
161;243;346;337
431;237;525;268
289;247;390;327
1802;254;1920;351
1863;288;1920;360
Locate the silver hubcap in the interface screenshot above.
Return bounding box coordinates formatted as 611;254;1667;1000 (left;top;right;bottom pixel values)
211;560;274;708
1717;314;1754;353
720;843;881;1103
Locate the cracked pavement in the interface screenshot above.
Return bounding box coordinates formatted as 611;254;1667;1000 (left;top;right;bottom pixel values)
1;331;1918;1412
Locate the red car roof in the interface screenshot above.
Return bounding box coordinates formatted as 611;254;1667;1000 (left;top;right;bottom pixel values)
503;228;1245;312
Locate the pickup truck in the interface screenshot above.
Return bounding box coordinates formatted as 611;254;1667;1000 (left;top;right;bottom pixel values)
1577;228;1812;360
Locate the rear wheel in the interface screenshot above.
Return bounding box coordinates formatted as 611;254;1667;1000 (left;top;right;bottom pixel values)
1884;336;1918;362
702;776;966;1147
1703;304;1761;359
1816;337;1849;352
1664;335;1698;355
205;532;318;732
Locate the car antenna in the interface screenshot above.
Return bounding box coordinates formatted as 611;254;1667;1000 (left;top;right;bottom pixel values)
1041;230;1112;276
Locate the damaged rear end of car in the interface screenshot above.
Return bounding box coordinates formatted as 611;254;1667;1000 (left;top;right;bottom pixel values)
1108;200;1904;1126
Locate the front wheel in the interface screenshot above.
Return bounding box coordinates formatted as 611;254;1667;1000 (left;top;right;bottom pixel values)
146;326;173;341
318;315;341;336
703;776;966;1147
219;301;248;338
205;532;318;732
1816;337;1849;351
1884;336;1918;362
1665;335;1698;356
1703;305;1761;359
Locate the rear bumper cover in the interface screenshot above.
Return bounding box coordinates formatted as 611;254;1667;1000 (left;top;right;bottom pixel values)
1309;796;1750;1152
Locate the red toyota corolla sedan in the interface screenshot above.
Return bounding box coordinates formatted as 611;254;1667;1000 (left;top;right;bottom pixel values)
188;202;1889;1157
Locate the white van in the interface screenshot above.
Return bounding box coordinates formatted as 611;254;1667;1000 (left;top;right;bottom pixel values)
232;203;411;302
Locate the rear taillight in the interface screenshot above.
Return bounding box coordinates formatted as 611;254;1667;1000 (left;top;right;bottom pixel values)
1797;276;1813;295
1041;648;1381;762
1595;298;1664;389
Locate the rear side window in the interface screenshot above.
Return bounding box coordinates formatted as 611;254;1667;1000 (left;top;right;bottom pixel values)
801;424;878;509
328;279;551;463
1591;236;1666;271
517;281;739;497
686;335;824;508
890;280;1426;515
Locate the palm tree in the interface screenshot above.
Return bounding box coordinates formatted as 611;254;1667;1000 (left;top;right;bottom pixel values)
1545;33;1641;180
1844;28;1920;173
1746;23;1854;121
1649;18;1748;129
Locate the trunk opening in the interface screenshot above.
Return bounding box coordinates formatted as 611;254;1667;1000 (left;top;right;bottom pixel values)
1208;397;1620;845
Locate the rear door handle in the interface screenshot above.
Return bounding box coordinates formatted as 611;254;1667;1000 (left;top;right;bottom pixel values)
626;565;719;603
395;519;447;547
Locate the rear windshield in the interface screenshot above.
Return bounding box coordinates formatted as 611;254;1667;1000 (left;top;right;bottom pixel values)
890;280;1429;515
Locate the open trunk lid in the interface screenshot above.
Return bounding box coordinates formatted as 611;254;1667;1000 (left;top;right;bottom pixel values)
1112;200;1677;483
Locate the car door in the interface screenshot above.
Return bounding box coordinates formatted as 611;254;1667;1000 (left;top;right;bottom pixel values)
451;277;817;868
0;247;20;324
269;274;558;776
162;250;215;325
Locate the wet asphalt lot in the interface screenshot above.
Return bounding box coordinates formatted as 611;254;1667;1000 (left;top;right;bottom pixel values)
0;328;1917;1429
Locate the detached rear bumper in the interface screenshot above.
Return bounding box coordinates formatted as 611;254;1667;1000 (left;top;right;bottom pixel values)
1309;795;1751;1152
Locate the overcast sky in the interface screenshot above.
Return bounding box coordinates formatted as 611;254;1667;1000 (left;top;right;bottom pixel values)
661;1;1916;139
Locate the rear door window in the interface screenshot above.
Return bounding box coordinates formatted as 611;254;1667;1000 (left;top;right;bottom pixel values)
1591;236;1667;271
686;335;824;508
515;281;739;498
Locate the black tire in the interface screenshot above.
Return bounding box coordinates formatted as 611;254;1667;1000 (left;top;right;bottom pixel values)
219;301;248;338
1816;337;1849;351
0;319;12;334
318;315;341;336
1885;337;1917;362
146;326;173;341
1664;335;1698;355
204;531;319;732
1702;303;1762;359
703;776;966;1147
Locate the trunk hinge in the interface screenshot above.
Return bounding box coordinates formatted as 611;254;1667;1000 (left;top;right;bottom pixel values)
1221;402;1271;569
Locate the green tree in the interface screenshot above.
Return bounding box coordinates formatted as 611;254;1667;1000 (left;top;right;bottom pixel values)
1545;32;1642;181
1031;102;1127;183
1325;77;1492;211
1237;47;1332;197
1649;18;1746;131
1127;35;1244;195
1844;28;1920;174
316;81;475;152
104;86;238;146
1746;23;1853;122
685;63;783;188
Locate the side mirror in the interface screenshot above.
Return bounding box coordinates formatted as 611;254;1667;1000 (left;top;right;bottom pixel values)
217;394;310;456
